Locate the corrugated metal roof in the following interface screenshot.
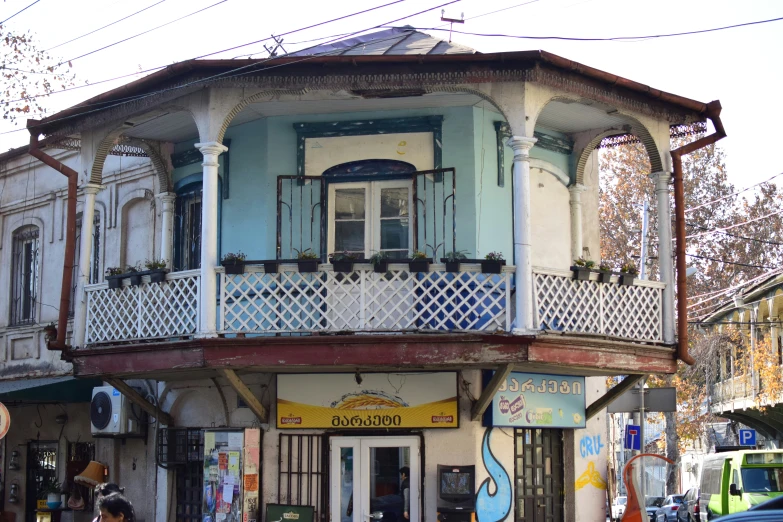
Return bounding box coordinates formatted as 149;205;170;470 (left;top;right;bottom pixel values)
290;26;477;57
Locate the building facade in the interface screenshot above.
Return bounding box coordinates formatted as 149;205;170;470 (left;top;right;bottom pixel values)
0;28;721;522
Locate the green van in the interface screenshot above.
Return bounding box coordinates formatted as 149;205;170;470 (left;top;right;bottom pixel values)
698;450;783;519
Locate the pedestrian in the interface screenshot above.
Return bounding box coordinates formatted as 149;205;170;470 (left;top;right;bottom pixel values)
98;493;136;522
399;466;410;520
93;483;124;522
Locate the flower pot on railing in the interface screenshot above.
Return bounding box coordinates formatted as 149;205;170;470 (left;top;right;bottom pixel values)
441;259;461;273
619;273;636;286
222;261;245;275
262;260;279;274
372;260;389;273
441;251;470;273
407;256;432;273
106;275;123;289
148;269;168;283
482;259;506;274
297;259;319;273
128;272;143;286
597;270;613;284
330;254;361;273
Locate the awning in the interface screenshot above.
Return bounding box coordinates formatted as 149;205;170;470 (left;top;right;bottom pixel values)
0;376;103;403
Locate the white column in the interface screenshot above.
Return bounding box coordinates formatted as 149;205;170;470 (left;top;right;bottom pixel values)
568;184;586;261
508;135;537;333
651;171;675;344
73;183;102;347
195;142;228;338
157;192;176;269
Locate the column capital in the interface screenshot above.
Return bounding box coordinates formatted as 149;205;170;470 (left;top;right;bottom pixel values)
568;183;587;196
650;170;672;186
507;135;537;155
156;192;177;202
82;183;104;196
195;141;228;156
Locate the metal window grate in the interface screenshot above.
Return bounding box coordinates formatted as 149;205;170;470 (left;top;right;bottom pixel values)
279;434;327;521
175;188;202;271
514;429;564;522
176;429;205;522
11;226;40;326
26;441;58;522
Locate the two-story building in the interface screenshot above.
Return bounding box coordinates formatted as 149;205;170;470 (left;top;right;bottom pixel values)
1;27;724;522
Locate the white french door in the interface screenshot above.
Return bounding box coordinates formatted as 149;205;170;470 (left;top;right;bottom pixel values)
328;180;413;259
331;436;420;522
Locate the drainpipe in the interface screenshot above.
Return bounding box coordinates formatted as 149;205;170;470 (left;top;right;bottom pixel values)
27;123;78;352
670;100;726;365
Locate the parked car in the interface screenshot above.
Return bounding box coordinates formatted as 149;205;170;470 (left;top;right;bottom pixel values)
700;510;783;521
677;488;700;522
655;494;684;522
611;496;627;521
646;497;665;520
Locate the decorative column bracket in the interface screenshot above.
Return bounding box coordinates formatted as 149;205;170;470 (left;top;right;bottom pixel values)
471;364;514;421
220;369;268;422
105;377;174;426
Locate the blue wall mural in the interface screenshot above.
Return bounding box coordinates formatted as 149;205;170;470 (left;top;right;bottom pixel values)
476;428;512;522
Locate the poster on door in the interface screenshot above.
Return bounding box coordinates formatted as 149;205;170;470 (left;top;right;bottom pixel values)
277;372;458;429
203;430;244;522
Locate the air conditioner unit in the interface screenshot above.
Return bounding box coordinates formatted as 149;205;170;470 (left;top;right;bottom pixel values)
90;386;143;437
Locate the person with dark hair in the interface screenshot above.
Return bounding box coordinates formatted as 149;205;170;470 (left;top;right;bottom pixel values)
92;484;124;522
399;467;410;520
98;493;136;522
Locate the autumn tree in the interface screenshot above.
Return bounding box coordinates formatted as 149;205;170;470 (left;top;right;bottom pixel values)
1;24;75;124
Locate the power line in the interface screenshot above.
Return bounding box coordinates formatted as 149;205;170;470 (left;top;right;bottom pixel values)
1;0;413;108
687;268;783;303
685;253;775;270
59;0;229;66
46;0;167;52
0;0;41;25
402;14;783;41
13;1;460;136
685;172;783;214
686;221;783;247
685;208;783;240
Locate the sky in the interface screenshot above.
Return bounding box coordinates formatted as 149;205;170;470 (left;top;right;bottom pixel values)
1;0;781;189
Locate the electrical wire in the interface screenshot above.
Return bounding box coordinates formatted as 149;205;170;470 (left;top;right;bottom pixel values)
59;0;228;66
0;0;41;25
686;221;783;247
402;15;783;41
685;208;783;240
685;172;783;214
690;293;783;322
0;0;415;110
45;0;168;51
685;253;775;270
687;268;783;303
11;0;460;136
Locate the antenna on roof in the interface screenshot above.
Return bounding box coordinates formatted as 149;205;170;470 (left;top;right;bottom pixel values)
440;9;464;43
264;35;287;57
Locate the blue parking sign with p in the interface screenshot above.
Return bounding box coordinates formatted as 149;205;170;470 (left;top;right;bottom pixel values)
625;424;641;451
739;429;756;446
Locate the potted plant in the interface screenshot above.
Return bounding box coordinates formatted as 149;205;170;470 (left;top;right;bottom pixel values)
441;250;468;273
40;479;62;508
570;257;595;281
408;251;431;272
126;264;143;286
369;251;389;273
144;259;169;283
221;251;247;275
262;259;280;274
482;252;506;274
330;251;360;273
597;262;613;284
619;262;638;286
105;267;124;289
295;248;319;273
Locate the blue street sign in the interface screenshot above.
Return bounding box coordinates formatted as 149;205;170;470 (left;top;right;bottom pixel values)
625;424;641;451
739;429;757;446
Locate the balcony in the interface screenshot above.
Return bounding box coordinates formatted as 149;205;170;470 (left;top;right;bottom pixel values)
83;264;665;347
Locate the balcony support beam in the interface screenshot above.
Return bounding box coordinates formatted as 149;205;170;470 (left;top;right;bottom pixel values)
585;374;644;421
508;135;537;333
195;142;228;338
471;363;513;421
220;368;268;423
105;377;174;426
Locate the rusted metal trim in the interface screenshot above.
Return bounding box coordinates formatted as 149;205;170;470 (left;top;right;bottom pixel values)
671;100;726;365
471;363;513;421
585;375;644;420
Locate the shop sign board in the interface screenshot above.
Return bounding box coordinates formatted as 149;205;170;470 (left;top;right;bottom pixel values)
277;372;458;429
483;371;586;429
0;402;9;440
265;504;314;522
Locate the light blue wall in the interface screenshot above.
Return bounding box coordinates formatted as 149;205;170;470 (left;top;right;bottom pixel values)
173;106;504;261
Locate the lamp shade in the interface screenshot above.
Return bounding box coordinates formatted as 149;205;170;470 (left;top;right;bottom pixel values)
74;461;106;487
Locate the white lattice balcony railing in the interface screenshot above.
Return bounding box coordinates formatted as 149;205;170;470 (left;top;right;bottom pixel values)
533;267;665;342
218;263;513;334
85;270;200;345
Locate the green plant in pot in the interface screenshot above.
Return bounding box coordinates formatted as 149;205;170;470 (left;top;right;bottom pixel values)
441;250;468;273
482;251;505;274
105;266;124;289
330;251;360;273
570;257;594;281
125;264;143;286
619;262;638;286
597;262;614;284
408;250;431;272
221;251;247;275
144;259;169;283
40;479;63;506
369;251;389;274
295;248;320;273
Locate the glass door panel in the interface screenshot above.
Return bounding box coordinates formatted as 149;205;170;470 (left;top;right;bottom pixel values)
378;186;410;260
334;187;367;256
331;439;360;522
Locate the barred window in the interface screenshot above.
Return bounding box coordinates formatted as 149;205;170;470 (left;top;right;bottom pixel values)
11;225;40;326
71;212;101;317
174;183;202;271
